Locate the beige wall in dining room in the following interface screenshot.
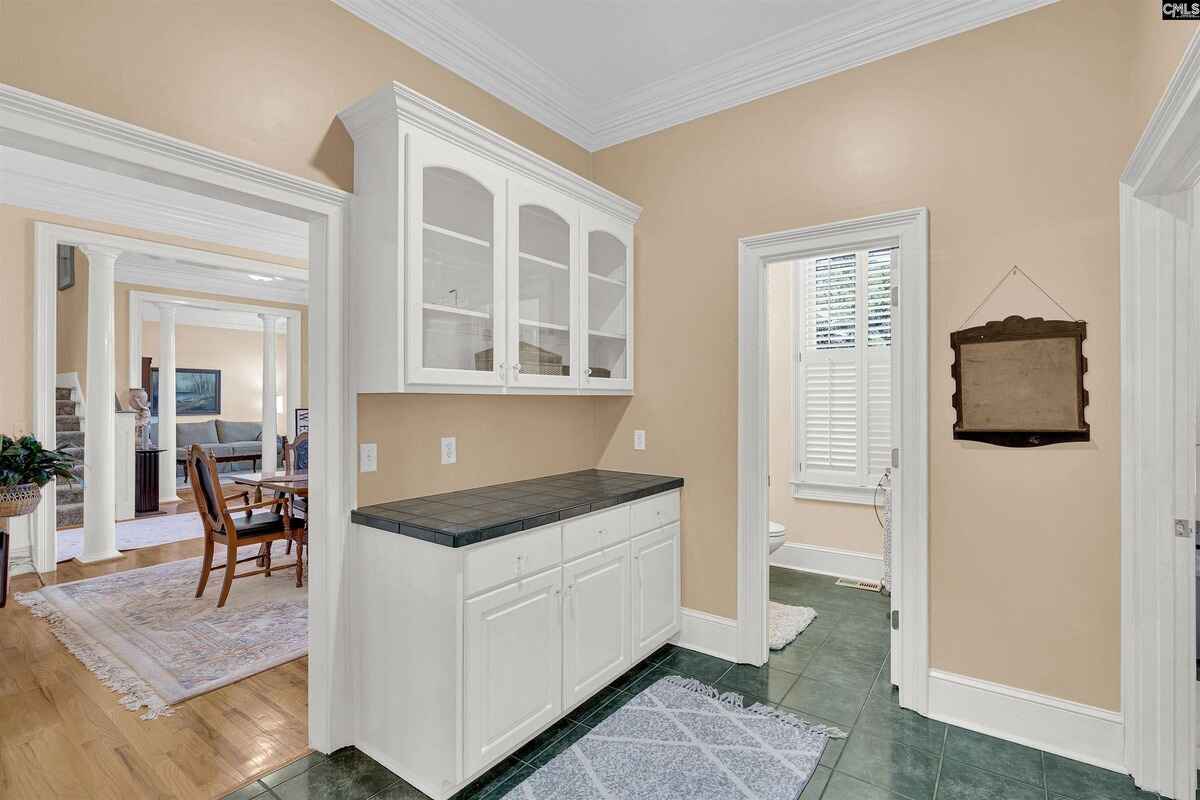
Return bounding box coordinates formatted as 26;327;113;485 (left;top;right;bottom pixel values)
591;0;1196;710
767;261;883;557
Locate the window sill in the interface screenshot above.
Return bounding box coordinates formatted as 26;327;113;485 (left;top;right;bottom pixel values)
790;481;878;506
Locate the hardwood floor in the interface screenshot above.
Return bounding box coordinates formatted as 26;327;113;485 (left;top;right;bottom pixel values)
0;538;309;799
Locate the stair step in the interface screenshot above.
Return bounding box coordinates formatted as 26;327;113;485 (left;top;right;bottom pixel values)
58;430;85;447
56;484;84;505
55;400;77;415
57;501;84;529
55;387;73;401
62;446;84;460
56;415;81;432
67;464;85;480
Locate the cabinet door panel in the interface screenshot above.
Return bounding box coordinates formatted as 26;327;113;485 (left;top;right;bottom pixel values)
507;180;579;390
408;134;508;387
563;544;630;708
631;523;680;661
464;568;562;775
581;208;634;392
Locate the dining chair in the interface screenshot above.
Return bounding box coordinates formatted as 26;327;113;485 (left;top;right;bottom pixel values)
187;444;301;606
280;433;309;570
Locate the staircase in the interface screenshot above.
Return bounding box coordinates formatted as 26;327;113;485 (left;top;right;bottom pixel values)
56;386;85;529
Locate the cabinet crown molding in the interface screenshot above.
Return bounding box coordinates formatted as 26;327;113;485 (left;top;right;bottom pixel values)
339;82;641;225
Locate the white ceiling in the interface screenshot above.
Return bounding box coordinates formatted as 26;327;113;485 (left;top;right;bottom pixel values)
334;0;1057;151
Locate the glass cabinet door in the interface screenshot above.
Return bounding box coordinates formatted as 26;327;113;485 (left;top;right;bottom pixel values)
508;182;578;389
408;137;507;386
582;211;633;391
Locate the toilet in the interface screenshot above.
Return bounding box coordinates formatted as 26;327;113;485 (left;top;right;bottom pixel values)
769;521;787;555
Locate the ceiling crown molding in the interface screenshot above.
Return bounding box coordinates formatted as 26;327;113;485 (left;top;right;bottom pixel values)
334;0;1056;152
333;0;599;149
116;253;309;306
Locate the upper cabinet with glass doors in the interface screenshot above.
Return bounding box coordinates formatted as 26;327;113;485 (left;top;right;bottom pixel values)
340;83;639;395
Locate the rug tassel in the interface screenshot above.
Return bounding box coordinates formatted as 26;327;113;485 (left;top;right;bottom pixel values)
663;674;847;738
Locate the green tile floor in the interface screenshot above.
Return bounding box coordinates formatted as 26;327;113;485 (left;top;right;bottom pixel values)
224;567;1181;800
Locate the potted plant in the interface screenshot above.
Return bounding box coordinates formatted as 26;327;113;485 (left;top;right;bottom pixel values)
0;434;78;518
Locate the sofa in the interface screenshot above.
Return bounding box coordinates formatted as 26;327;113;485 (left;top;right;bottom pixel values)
149;419;283;477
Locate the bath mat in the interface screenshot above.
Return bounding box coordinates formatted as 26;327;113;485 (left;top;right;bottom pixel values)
505;676;842;799
16;540;304;719
768;602;816;650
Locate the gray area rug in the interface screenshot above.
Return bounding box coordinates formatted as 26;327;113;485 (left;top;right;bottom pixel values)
16;540;305;719
509;676;843;799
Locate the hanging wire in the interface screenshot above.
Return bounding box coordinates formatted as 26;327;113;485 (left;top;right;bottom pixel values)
960;265;1075;329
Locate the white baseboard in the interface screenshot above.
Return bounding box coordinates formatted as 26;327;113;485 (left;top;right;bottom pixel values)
8;542;34;576
672;608;739;662
928;669;1125;773
770;542;883;583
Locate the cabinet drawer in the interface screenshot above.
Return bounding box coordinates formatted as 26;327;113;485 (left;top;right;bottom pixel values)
563;506;630;562
630;490;680;536
464;524;562;597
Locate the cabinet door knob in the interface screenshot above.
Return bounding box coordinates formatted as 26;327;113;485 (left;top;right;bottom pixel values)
512;364;521;379
586;368;593;377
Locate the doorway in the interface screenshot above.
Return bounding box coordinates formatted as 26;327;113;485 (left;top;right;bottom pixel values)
736;209;930;713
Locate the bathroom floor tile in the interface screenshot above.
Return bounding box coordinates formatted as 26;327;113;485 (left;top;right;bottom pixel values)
943;725;1044;787
836;729;941;800
935;758;1045;800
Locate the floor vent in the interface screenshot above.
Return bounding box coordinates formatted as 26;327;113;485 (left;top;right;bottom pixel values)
835;577;882;592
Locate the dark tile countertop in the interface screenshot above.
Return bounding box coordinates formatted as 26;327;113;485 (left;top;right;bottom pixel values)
351;469;684;547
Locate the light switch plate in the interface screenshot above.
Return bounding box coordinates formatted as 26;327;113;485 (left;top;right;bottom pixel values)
634;429;646;450
359;443;377;473
441;436;457;465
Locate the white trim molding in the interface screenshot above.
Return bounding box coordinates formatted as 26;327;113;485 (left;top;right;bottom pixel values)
672;608;739;663
770;543;883;584
929;669;1125;773
0;144;308;260
334;0;1056;151
738;208;929;717
116;252;308;306
1119;30;1200;800
789;481;878;506
3;81;355;756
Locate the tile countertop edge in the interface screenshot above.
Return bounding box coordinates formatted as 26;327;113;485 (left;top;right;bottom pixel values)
350;470;684;548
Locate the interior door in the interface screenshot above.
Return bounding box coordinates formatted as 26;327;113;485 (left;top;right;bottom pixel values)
631;523;680;661
507;180;579;390
562;544;630;708
463;568;562;775
407;133;508;387
581;208;633;392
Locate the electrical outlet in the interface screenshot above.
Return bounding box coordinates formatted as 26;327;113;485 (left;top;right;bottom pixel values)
359;443;377;473
634;429;646;451
441;436;457;465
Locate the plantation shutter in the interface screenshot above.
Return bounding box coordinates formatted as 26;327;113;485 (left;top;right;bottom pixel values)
797;247;894;492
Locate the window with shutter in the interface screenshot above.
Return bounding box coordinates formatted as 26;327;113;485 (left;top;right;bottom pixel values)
793;247;894;503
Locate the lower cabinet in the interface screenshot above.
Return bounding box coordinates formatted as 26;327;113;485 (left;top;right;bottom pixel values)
464;567;563;776
562;543;630;708
631;522;682;661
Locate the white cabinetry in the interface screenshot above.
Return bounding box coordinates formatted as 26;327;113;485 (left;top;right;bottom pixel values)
340;83;641;395
464;567;563;775
351;489;680;800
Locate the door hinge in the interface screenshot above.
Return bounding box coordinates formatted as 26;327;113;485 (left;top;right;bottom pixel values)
891;448;899;469
1175;519;1193;538
891;610;899;630
891;285;899;307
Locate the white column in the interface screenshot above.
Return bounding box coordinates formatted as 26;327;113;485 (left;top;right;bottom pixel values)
260;313;280;473
77;245;122;564
157;302;180;503
286;315;301;439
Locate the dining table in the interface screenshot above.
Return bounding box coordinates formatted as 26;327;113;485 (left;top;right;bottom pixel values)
231;470;308;583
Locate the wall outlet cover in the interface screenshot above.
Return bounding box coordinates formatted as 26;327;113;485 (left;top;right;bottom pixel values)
441;436;457;465
359;442;378;473
634;429;646;450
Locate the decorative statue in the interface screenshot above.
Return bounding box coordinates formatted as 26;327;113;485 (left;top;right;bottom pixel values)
127;388;151;449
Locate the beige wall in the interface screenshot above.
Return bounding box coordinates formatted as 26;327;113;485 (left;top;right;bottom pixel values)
767;261;882;556
592;1;1195;710
141;322;290;430
55;247;90;394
